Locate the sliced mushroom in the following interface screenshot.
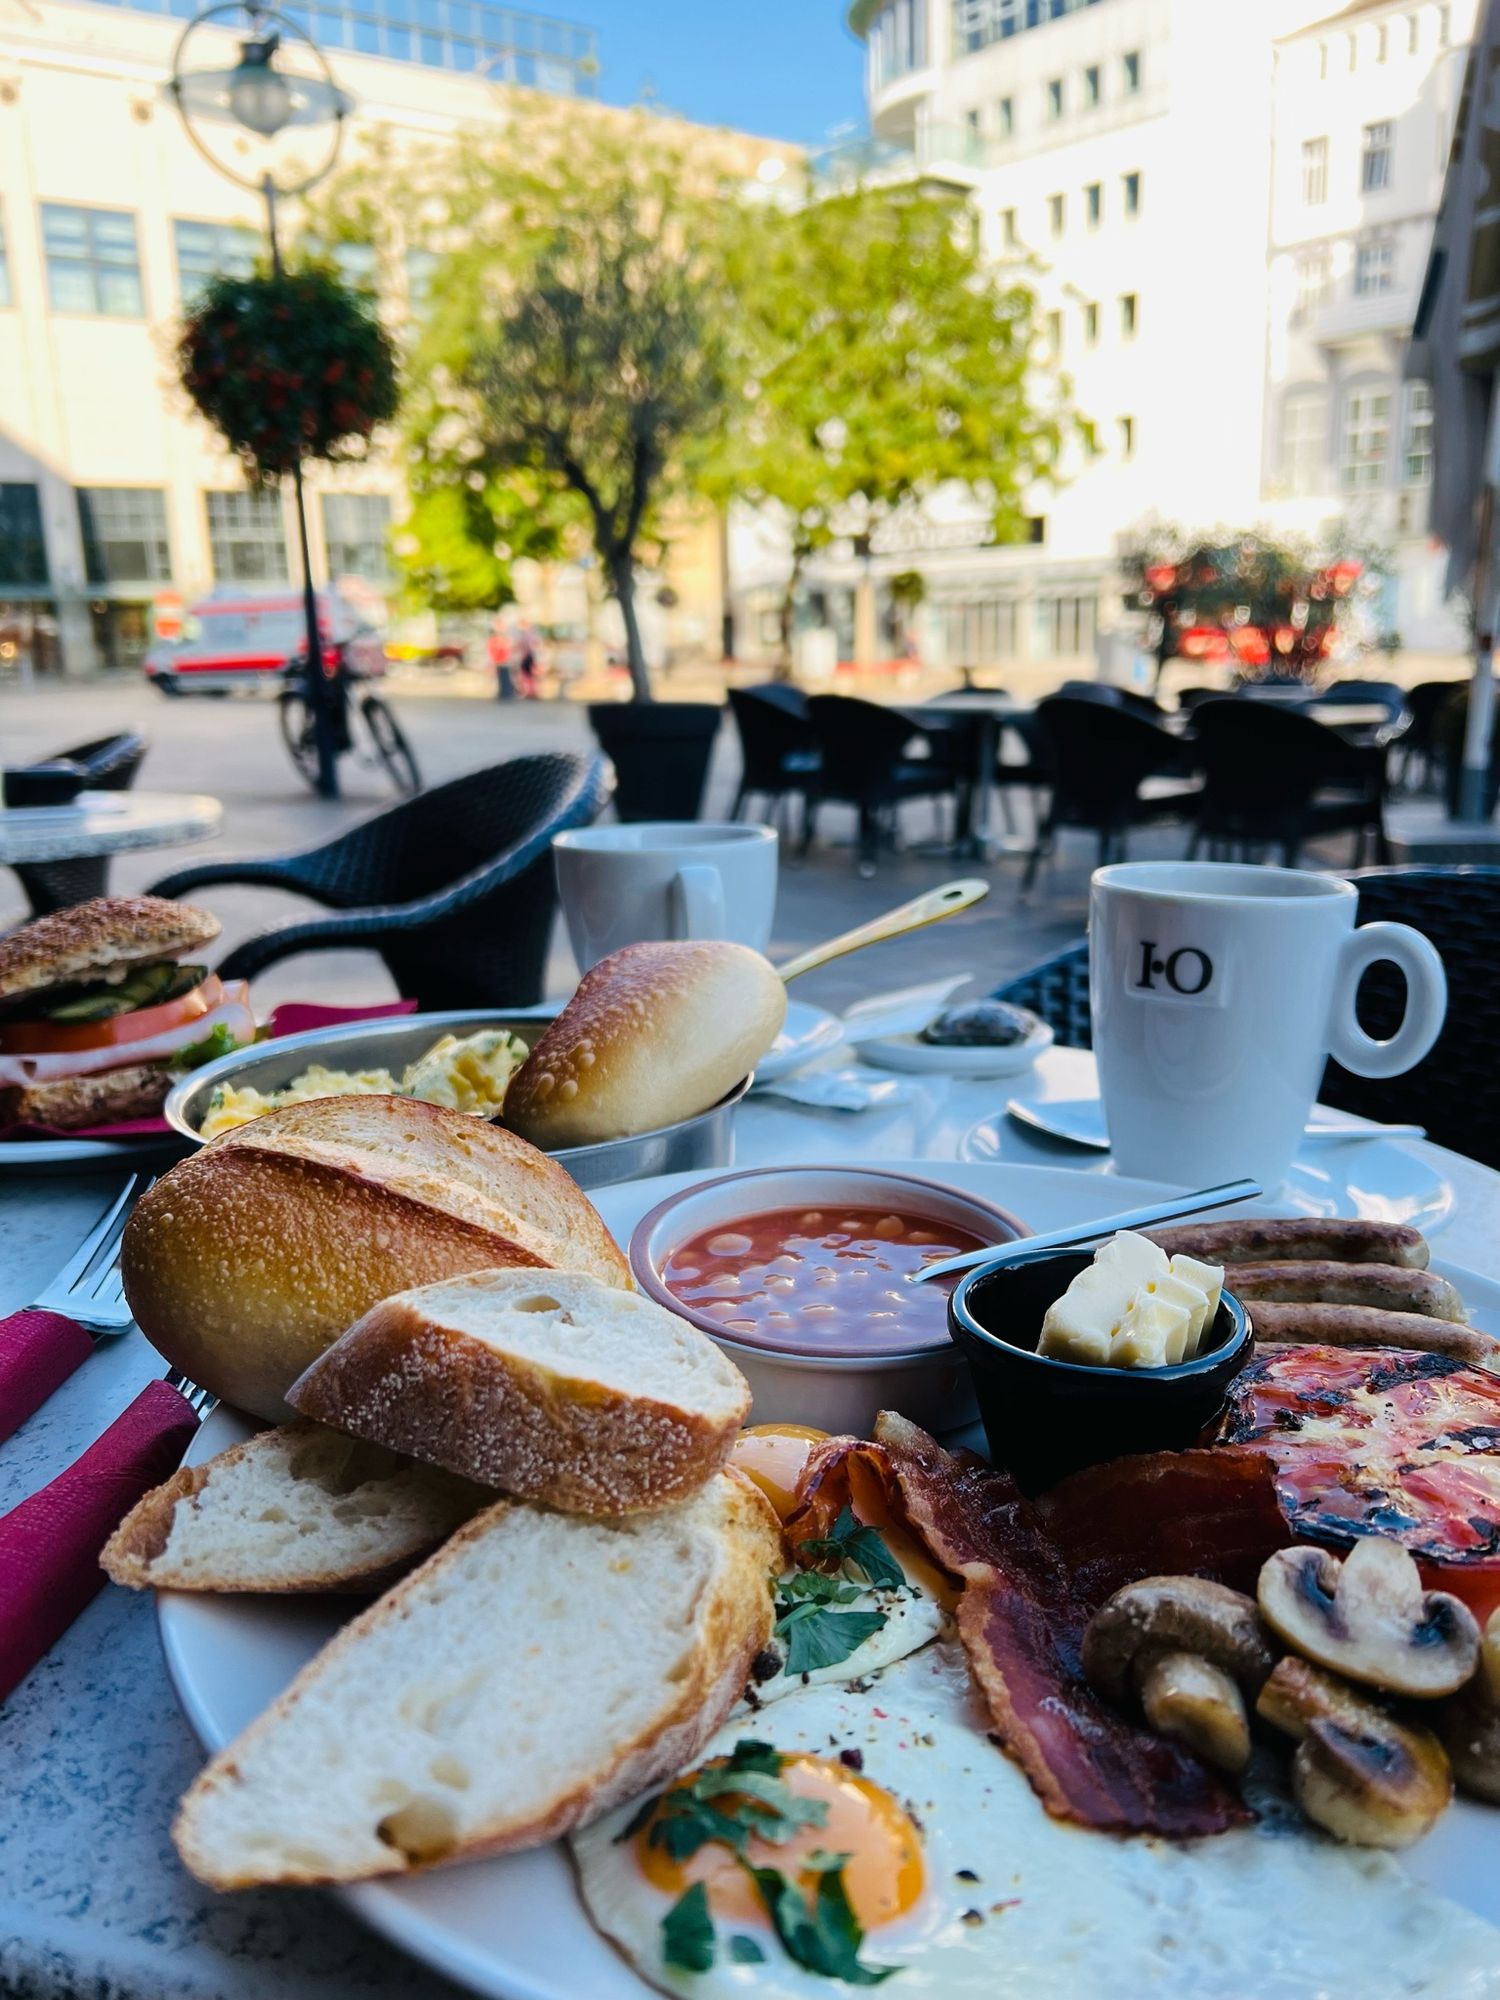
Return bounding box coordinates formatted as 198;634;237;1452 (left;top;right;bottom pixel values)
1081;1575;1278;1706
1257;1538;1480;1699
1137;1650;1251;1775
1437;1608;1500;1804
1256;1655;1452;1848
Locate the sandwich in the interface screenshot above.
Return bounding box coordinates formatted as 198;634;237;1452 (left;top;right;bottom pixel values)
0;896;255;1130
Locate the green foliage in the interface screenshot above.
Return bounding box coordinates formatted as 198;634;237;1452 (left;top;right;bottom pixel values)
177;262;398;482
394;476;560;615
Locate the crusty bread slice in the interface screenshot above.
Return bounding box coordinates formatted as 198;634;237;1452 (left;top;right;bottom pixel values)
101;1423;488;1595
173;1470;783;1888
122;1096;632;1421
287;1269;752;1515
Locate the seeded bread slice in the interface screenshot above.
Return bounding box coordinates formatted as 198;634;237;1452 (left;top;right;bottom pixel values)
287;1268;752;1515
101;1423;488;1594
172;1470;783;1887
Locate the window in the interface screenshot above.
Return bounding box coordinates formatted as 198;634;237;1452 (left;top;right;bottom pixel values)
309;240;379;290
1404;381;1434;483
1120;292;1138;338
1362;120;1394;193
173;219;259;308
997;94;1014;137
1438;4;1450;46
1086;182;1102;227
1122;50;1140;93
1301;137;1328;205
1033;594;1097;658
1119;414;1136;458
1341;386;1392;490
1046;77;1064;120
1281;391;1327;496
322;493;392;582
1045;309;1063;357
1376;22;1388;61
1083;300;1099;345
1347;31;1358;69
869;0;925;84
78;489;171;585
0;206;10;309
965;106;981;138
0;485;47;587
1294;247;1331;319
206;489;289;584
1122;171;1141;216
1001;207;1019;247
1355;232;1396;296
1083;63;1100;106
1048;192;1065;236
952;0;1100;56
1318;41;1329;79
40;204;142;316
940;597;1018;665
1408;11;1420;53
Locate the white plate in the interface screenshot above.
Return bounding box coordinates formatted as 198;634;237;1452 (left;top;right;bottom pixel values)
859;1017;1054;1078
0;1131;187;1176
158;1160;1500;1999
753;998;845;1081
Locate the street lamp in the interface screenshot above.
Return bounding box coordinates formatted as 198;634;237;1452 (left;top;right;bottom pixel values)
170;5;350;797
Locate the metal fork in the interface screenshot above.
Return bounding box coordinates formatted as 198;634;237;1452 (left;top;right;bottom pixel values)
0;1176;150;1446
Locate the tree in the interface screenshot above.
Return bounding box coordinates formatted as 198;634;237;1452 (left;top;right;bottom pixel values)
710;181;1064;662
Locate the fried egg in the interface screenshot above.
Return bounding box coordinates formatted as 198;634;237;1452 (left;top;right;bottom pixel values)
573;1641;1500;1999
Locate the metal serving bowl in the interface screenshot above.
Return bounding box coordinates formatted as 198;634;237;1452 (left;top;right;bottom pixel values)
163;1008;751;1191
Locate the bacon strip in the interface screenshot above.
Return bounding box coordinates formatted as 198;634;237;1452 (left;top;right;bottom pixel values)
787;1413;1249;1838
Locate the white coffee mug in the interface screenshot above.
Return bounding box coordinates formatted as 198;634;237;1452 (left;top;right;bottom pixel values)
1090;862;1447;1192
553;822;778;971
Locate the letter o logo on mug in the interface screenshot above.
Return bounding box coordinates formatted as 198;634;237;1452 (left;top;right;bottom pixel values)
1091;862;1447;1193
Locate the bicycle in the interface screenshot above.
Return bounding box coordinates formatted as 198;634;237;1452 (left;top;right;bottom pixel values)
279;644;422;796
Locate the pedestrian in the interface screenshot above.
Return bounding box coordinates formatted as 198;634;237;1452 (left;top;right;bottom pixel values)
488;615;513;701
514;622;538;698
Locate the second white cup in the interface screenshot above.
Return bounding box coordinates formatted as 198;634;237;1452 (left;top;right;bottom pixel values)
553;821;778;971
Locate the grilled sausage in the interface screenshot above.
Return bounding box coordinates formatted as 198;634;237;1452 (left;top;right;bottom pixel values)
1148;1219;1428;1270
1225;1262;1466;1323
1250;1302;1498;1367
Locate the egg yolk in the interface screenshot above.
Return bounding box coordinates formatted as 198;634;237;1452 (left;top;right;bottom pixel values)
731;1424;828;1521
638;1753;924;1930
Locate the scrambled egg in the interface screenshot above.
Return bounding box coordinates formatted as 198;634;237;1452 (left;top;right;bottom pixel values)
199;1028;529;1139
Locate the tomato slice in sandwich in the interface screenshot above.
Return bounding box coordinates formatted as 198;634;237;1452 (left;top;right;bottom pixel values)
0;973;229;1055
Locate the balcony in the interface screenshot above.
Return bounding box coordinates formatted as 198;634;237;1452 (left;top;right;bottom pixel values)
1305;283;1419;347
809;122;989;193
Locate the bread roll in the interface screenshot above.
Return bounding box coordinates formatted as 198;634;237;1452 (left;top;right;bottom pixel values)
288;1269;752;1514
504;940;786;1148
121;1095;631;1421
173;1471;783;1887
101;1423;487;1594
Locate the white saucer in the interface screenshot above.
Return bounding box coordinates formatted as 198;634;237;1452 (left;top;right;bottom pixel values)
858;1017;1054;1078
753;998;845;1081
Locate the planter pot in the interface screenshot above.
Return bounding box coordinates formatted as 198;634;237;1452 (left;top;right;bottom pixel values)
588;702;721;822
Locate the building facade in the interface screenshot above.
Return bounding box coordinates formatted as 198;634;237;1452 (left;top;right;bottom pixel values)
0;0;796;675
826;0;1470;675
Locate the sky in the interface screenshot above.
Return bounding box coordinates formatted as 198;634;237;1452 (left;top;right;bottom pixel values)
577;1;869;148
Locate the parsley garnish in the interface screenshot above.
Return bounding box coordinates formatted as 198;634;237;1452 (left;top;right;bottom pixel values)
171;1021;245;1072
799;1507;908;1593
661;1881;715;1974
741;1851;897;1986
729;1935;767;1964
630;1739;829;1866
774;1572;889;1677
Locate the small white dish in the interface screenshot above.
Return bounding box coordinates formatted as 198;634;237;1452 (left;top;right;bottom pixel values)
754;998;845;1081
860;1015;1053;1078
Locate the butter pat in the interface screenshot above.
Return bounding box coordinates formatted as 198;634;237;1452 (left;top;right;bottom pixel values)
1036;1231;1225;1371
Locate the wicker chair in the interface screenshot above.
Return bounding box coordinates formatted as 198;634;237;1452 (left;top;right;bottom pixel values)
802;695;965;875
726;685;820;833
12;731;148;915
992;940;1093;1048
1023;697;1199;892
150;752;608;1008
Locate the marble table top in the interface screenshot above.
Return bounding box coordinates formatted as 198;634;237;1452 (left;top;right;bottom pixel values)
0;792;221;864
6;1045;1499;1999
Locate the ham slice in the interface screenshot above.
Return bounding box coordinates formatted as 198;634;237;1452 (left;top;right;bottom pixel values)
786;1413;1250;1838
0;986;255;1087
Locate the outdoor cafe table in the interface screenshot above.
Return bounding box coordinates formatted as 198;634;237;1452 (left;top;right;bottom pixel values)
916;691;1034;857
0;791;222;907
8;1045;1500;2000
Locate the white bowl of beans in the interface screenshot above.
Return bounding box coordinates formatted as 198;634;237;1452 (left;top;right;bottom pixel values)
628;1165;1031;1435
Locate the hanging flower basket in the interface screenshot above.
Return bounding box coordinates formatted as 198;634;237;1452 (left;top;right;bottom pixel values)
177;262;399;482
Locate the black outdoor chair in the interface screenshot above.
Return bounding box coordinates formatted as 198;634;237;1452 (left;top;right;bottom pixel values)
1393;679;1462;793
1319;866;1500;1169
1056;680;1168;723
1187;700;1391;868
149;752;608;1008
924;685;1048;838
1022;696;1199;893
12;730;148;915
1315;679;1409;728
992;938;1092;1048
802;694;964;874
727;684;820;834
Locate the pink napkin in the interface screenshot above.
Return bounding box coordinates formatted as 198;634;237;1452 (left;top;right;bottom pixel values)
0;998;420;1143
0;1378;200;1701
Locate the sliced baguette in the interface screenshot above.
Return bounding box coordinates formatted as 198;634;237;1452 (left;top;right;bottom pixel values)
173;1470;783;1888
287;1268;752;1515
101;1423;489;1595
